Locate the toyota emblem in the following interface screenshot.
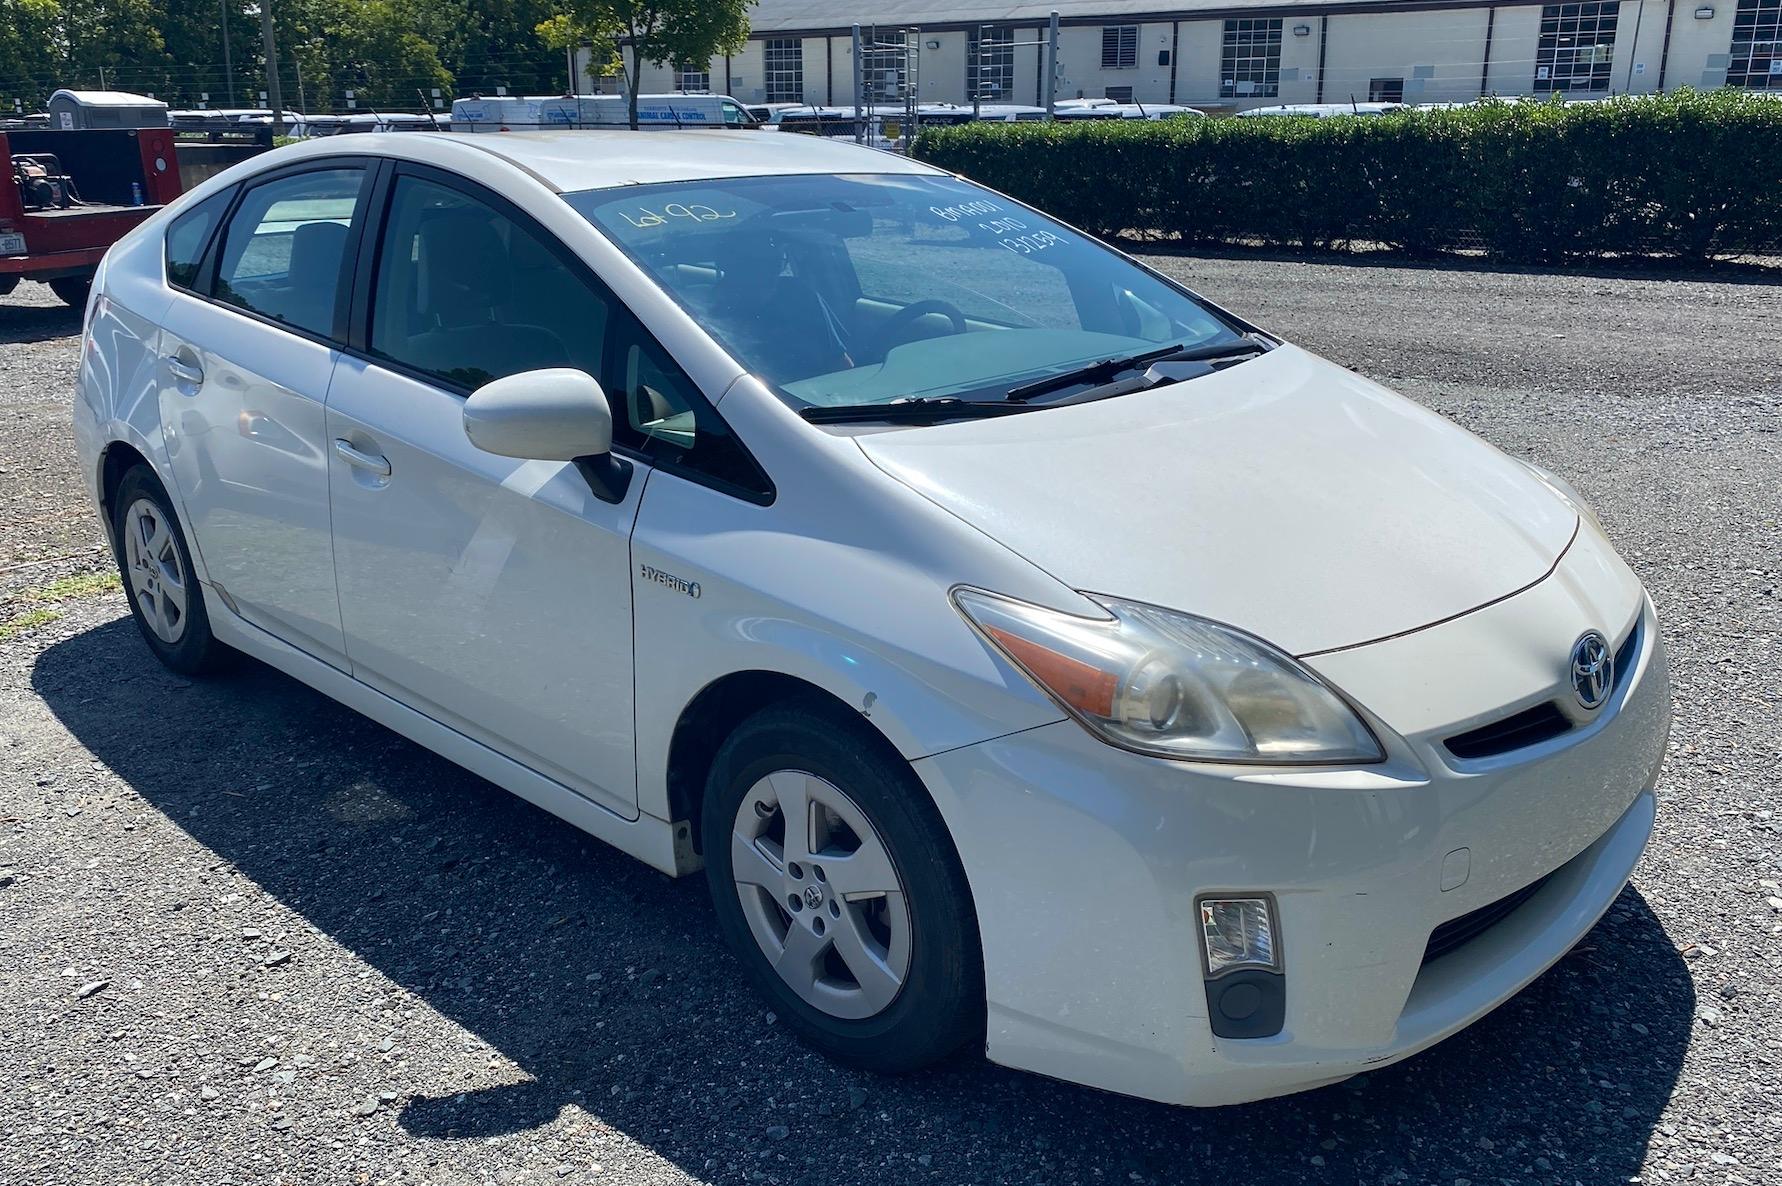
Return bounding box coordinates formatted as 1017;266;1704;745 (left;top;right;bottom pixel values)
1570;631;1613;710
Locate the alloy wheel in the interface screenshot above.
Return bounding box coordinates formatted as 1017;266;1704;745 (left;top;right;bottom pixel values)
730;770;912;1020
122;497;188;645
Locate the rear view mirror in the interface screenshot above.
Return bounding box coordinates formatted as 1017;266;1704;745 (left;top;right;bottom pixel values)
463;369;631;503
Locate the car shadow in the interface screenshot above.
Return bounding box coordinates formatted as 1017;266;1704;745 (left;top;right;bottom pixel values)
33;617;1696;1185
0;291;82;343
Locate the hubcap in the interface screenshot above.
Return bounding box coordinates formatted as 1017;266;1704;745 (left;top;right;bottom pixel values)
122;498;187;645
731;771;912;1020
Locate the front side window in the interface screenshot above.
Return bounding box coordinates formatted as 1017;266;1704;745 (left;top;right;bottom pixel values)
213;167;364;337
1535;2;1619;92
369;174;606;393
1102;25;1138;69
567;173;1238;412
1221;19;1283;99
164;189;232;292
764;38;804;102
369;171;763;483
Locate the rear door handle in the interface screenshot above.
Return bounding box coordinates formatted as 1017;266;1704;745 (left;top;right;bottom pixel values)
333;439;391;477
166;356;204;386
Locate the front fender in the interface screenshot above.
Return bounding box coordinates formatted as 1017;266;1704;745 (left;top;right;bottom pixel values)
629;380;1076;823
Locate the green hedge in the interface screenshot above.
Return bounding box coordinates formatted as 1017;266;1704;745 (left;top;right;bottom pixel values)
911;90;1782;264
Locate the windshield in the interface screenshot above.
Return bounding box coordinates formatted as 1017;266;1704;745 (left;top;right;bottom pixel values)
565;174;1240;410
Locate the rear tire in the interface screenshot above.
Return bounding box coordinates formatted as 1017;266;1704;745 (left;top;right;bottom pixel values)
48;275;91;308
110;466;231;676
702;699;984;1073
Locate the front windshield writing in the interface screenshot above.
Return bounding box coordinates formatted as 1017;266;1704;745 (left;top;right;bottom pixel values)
567;174;1237;409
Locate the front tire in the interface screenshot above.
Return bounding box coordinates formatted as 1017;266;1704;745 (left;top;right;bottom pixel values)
110;466;230;675
702;700;984;1073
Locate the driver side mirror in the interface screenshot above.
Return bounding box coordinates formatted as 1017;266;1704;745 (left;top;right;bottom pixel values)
463;369;631;503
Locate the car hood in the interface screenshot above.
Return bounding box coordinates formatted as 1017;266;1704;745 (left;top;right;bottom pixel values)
854;345;1578;656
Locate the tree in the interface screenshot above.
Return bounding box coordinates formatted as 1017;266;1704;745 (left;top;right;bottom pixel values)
0;0;64;111
337;0;452;109
556;0;752;127
536;9;618;94
58;0;170;94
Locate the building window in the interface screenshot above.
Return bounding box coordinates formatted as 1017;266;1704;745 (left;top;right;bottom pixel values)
764;38;803;102
862;39;907;102
1534;3;1620;92
1221;18;1283;98
1104;85;1134;101
1369;77;1405;102
1729;0;1782;88
677;63;710;93
969;26;1016;100
1101;25;1139;69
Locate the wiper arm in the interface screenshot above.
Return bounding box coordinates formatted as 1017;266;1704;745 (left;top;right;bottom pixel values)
800;397;1040;426
1003;336;1272;403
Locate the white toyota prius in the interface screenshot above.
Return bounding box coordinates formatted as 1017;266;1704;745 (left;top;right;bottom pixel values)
72;130;1670;1107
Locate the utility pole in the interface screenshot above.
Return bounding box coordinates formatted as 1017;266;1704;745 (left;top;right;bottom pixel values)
1044;10;1059;120
259;0;283;134
221;0;235;105
567;43;577;93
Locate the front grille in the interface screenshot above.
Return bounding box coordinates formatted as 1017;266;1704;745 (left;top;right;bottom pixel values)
1422;874;1551;964
1441;614;1642;762
1444;701;1571;760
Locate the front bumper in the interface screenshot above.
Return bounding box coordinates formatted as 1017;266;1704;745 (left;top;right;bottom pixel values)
913;542;1670;1107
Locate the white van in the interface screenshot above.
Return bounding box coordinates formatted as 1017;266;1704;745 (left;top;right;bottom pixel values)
1237;102;1406;118
1055;98;1205;120
451;94;753;132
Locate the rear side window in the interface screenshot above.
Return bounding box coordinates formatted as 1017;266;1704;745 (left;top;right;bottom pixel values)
164;190;231;292
214;167;365;338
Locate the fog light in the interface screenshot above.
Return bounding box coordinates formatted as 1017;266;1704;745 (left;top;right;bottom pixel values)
1198;896;1278;974
1198;895;1286;1039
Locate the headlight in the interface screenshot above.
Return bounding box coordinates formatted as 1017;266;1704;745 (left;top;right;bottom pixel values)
954;588;1383;764
1519;459;1603;533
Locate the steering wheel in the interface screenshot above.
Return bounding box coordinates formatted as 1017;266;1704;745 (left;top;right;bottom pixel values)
871;299;968;360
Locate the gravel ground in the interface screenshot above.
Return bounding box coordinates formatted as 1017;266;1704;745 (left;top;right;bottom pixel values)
2;258;1779;1186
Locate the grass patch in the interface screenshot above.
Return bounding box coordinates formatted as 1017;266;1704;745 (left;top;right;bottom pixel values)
13;570;121;604
0;569;120;639
0;607;64;641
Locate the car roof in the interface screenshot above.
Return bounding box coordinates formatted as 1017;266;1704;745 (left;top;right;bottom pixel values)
298;129;946;193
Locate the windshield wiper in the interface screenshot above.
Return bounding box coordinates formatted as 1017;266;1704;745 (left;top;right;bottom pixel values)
1003;336;1272;403
800;397;1041;426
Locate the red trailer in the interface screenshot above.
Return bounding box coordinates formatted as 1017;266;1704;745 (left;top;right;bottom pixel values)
1;126;183;306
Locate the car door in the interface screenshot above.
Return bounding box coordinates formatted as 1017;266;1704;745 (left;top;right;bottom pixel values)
323;164;646;816
157;161;372;666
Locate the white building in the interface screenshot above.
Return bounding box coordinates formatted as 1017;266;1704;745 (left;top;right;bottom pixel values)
578;0;1777;113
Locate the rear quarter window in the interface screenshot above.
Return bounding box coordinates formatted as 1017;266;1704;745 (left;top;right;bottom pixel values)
164;190;233;293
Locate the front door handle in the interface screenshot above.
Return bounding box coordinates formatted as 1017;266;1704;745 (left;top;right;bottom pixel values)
333;438;391;477
166;356;204;386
